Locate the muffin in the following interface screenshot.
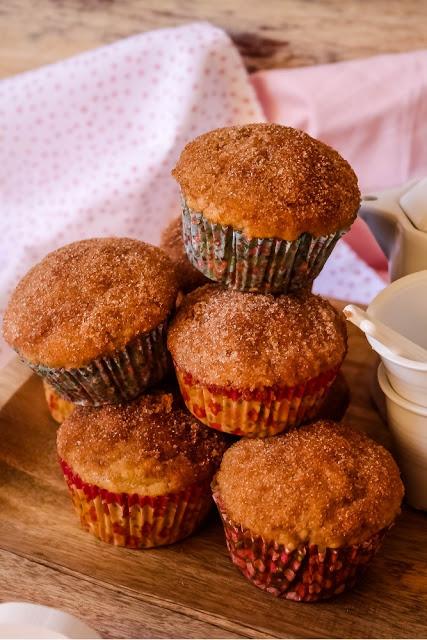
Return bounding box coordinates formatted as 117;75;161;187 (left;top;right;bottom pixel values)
57;392;229;548
168;285;347;437
314;371;350;422
43;381;74;423
172;124;360;294
160;216;209;292
212;421;404;601
3;238;179;405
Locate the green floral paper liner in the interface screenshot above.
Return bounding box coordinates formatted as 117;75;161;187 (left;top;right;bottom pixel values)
22;321;171;406
182;201;346;293
212;484;390;602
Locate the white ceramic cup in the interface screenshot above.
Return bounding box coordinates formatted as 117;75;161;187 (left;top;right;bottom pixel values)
367;271;427;406
378;363;427;511
0;603;100;639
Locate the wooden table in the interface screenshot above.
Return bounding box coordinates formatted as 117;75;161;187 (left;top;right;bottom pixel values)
2;3;427;638
0;316;426;639
2;0;427;78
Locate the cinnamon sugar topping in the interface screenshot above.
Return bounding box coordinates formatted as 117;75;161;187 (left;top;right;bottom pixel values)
168;285;347;389
3;238;179;368
173;124;360;241
215;421;404;549
57;392;229;495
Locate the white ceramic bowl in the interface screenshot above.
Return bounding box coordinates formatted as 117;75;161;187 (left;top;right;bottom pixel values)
367;271;427;406
0;603;100;639
378;363;427;511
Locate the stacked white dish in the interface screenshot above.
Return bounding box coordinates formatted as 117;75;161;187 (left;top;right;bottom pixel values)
366;271;427;511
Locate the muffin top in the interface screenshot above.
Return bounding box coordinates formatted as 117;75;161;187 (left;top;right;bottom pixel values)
167;285;347;389
214;421;404;549
57;392;229;495
3;238;179;368
172;124;360;241
160;216;209;293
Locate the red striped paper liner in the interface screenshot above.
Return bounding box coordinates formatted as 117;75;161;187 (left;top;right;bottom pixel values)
60;460;212;548
43;381;74;424
174;365;339;438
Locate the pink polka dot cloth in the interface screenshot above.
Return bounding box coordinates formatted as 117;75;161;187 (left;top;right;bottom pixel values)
0;22;385;368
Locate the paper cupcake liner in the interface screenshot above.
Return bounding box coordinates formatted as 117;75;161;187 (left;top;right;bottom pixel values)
43;381;75;424
212;487;389;602
182;202;345;294
24;321;171;406
60;460;212;548
175;365;338;437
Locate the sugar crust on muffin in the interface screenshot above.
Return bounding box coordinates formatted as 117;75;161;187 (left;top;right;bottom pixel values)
173;124;360;241
57;392;229;495
167;285;347;389
214;421;404;549
3;238;179;368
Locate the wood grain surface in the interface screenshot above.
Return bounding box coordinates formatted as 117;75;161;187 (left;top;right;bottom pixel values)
2;4;426;637
0;316;426;639
2;0;427;78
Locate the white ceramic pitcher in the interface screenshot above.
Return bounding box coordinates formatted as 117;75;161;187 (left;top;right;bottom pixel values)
359;177;427;281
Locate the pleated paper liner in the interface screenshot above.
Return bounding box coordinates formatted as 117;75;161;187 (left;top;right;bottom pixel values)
61;460;212;549
43;381;74;423
175;365;339;437
23;320;171;406
212;486;389;602
182;202;345;294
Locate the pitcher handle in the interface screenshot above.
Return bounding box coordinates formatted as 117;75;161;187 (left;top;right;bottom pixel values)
358;202;398;260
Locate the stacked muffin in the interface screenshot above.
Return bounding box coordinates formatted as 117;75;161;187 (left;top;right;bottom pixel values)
170;124;403;600
2;237;229;548
2;124;404;601
170;124;357;438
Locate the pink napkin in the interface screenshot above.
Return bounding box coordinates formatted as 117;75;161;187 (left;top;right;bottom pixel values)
251;50;427;272
0;22;411;367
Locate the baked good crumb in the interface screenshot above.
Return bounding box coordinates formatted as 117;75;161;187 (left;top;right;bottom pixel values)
160;216;209;292
173;124;360;240
3;237;179;368
168;285;347;389
57;391;229;495
215;421;404;549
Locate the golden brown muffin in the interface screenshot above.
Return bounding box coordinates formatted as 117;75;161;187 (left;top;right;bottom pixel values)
43;381;74;424
167;285;347;437
160;216;209;292
173;124;360;241
214;421;404;549
168;285;347;389
3;237;179;369
57;392;229;495
58;392;230;548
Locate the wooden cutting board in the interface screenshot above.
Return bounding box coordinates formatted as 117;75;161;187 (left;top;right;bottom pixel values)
0;307;426;639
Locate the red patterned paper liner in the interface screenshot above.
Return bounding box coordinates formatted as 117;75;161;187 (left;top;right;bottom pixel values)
60;460;212;548
43;381;74;424
175;365;339;437
212;487;389;602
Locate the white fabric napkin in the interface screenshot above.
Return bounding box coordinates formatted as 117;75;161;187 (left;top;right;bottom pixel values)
0;22;384;368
